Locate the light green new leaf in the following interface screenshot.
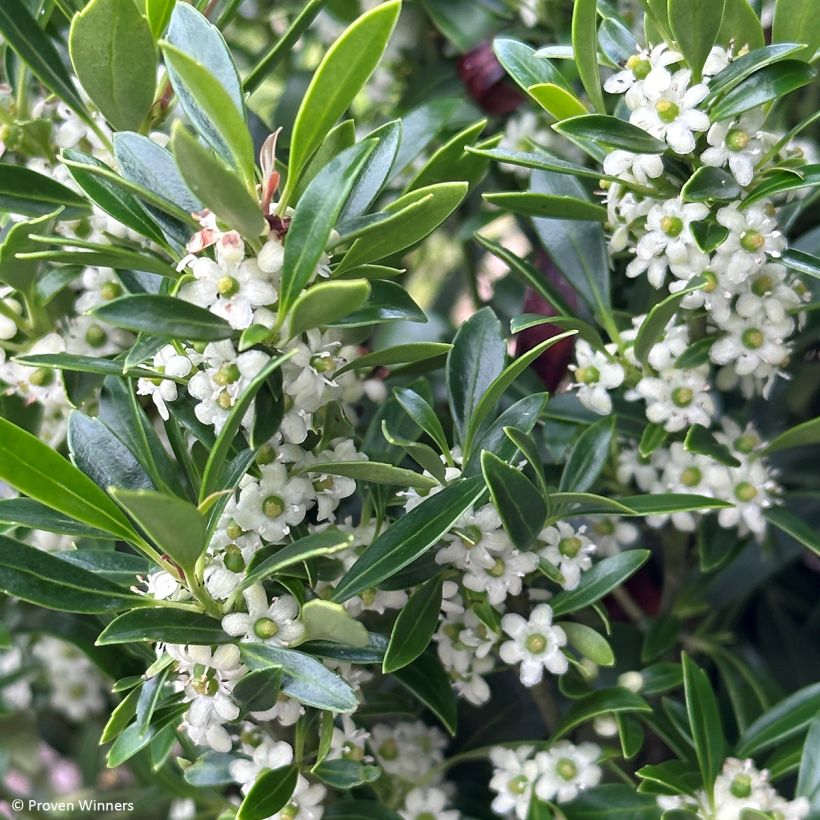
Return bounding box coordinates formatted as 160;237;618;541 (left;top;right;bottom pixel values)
287;279;371;339
529;83;588;119
301;600;369;647
69;0;157;132
110;488;206;575
669;0;727;81
335;342;451;377
481;451;546;550
283;0;401;202
145;0;175;39
161;43;254;186
572;0;605;112
0;417;139;543
171;123;266;239
561;621;615;666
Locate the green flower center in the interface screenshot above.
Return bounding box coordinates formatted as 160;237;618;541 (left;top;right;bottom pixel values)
730;773;753;799
311;354;335;374
379;739;398;761
508;775;529;795
655;99;680;123
751;274;773;297
726;128;750;151
740;230;765;252
223;544;245;572
29;366;55;387
256;444;276;465
213;363;240;386
217;275;240;297
627;55;651;80
680;466;702;487
342;741;364;761
594;519;615;536
702;270;718;293
575;365;600;384
525;633;548;654
734;434;757;454
253;617;279;639
488;558;507;578
85;323;107;348
192;674;218;697
217;389;233;410
742;328;764;350
660;215;684;237
100;281;122;300
735;481;757;502
557;758;578;781
226;521;243;539
262;494;285;518
559;536;582;558
671;386;694;407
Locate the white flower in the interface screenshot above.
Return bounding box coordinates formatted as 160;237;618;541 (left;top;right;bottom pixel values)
65;315;131;357
701;112;766;187
328;715;370;762
233;462;314;542
602;150;664;185
400;787;458;820
635;366;715;432
715;202;786;283
452;653;494;705
230;735;294;794
537;522;596;590
585;515;640;556
709;313;791;378
2;333;67;407
437;504;510;570
463;543;538;605
500;604;568;686
630;68;710;153
369;720;447;782
626;198;709;288
271;774;325;820
711;459;779;536
570;340;625;415
136;344;192;420
703;45;732;77
604;45;683;109
489;745;539;820
297;439;363;521
533;741;602;804
222;585;305;647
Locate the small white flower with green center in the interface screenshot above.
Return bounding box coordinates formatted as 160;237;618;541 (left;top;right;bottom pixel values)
233;461;314;542
537;521;596;590
635;365;715;432
400;786;459;820
710;459;779;537
603;149;665;185
463;543;539;605
570;340;625;415
604;44;683;108
136;344;192;421
585;515;640;556
437;504;510;570
489;745;539;820
230;734;294;794
273;774;326;820
701;111;768;187
533;741;602;804
629;68;710;154
499;604;568;686
221;584;305;647
715;201;786;283
708;313;792;379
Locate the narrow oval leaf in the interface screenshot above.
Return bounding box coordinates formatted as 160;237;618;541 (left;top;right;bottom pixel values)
528;82;589;119
561;621;615;666
682;652;725;792
288;279;371;339
335;342;451;377
572;0;606;112
383;576;443;673
485;192;607;221
97;609;229;645
559;417;614;493
0;165;91;220
669;0;726;81
554;115;668;153
553;687;651;739
237;765;299;820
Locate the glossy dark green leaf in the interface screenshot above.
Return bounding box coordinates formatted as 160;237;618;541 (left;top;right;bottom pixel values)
485;191;607;221
313;759;381;790
392;651;458;735
555;115;667;153
0;498;110;540
736;684;820;756
550;550;651;616
406;119;487;191
684;424;741;467
682;652;725;792
681;166;742;202
287;279;371;339
482;450;546;550
297;460;437;491
69;0;157;132
493;38;569;97
742;164;820;209
0;534;147;613
0;164;90;220
553;687;651;739
763;507;820;557
773;0;820;60
562;784;662;819
330;280;425;326
796;716;820;813
571;0;605;112
622;493;730;515
57;551;151;584
639;422;668;458
335;342;451;377
91;294;232;341
669;0;726;81
559;417;614;493
97;609;229;645
239;644;358;712
706;43;805;101
383;576;443;674
393;387;451;458
332;477;486;603
237;765;298;820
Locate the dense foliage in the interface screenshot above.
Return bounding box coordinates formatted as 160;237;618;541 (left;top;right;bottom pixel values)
0;0;818;818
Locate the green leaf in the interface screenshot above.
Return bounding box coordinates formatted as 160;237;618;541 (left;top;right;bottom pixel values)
110;489;206;575
530;169;610;313
301;599;369;647
529;83;588;119
57;551;151;584
782;248;820;279
763;507;820;557
392;651;458;735
11;353;164;383
296;459;437;491
283;0;401;201
716;0;765;51
561;621;615;666
18;244;174;278
559;417;614;493
237;765;299;820
482;450;546;550
288;279;371;338
337;181;467;272
684;424;741;467
493;38;570;99
623;493;730;515
279;141;376;316
796;716;820;813
97;609;228;645
0;417;139;542
553;687;651;739
691;220;730;254
294;120;357;201
91;293;232;341
773;0;820;60
0;164;90;220
0;0;88;120
706;43;805;102
313;759;381;790
742;164;820;209
681;166;742;202
572;0;605;112
563;783;662;819
393;387;451;459
554;115;667;153
464;330;577;455
639;422;668;458
669;0;726;81
329;279;425;326
239;644;359;712
335;342;451;377
447;307;506;441
682;652;725;792
171;122;266;239
161;42;253;185
0;534;147;613
405;119;491;191
0;498;110;539
240;531;354;594
69;0;156;132
712;60;816;122
485;191;607;221
0;210;60;294
145;0;175;39
233;668;283;713
198;351;292;502
383;576;443;674
332;477;486;602
550;550;651;616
